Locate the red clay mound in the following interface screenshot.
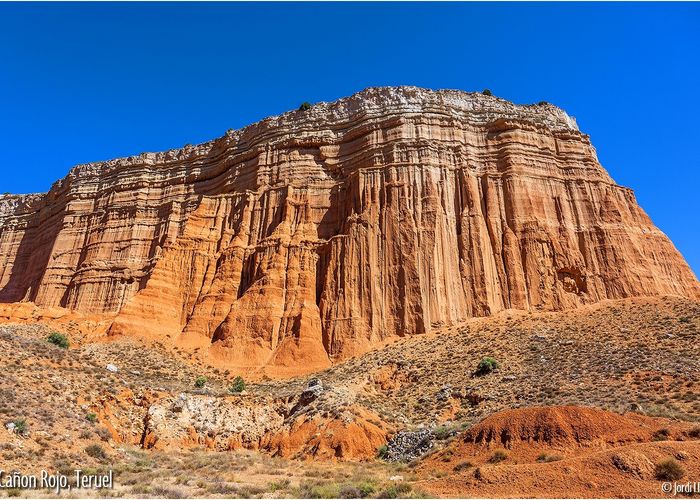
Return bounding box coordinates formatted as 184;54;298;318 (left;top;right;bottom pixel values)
261;408;390;461
419;405;699;497
463;405;656;449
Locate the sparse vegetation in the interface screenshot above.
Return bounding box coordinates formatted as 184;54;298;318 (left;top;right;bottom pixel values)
47;332;69;349
228;375;245;393
355;482;377;498
536;452;562;463
194;376;208;388
655;457;685;481
2;298;700;498
268;478;291;492
433;424;458;440
475;357;498;375
299;102;313;111
85;444;107;460
377;444;389;459
338;485;363;499
481;89;493;96
377;482;413;499
12;418;27;436
453;460;474;472
653;428;671;441
150;486;187;498
95;426;111;442
297;481;340;499
489;448;509;463
86;412;98;423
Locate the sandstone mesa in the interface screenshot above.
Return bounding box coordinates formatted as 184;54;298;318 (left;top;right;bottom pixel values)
0;86;698;373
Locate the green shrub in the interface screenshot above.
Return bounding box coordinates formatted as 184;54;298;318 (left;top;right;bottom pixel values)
377;444;389;459
309;483;341;498
433;424;457;440
655;458;685;481
229;376;245;393
194;376;208;388
325;482;376;499
13;418;28;436
481;89;493;96
356;482;376;498
476;357;498;375
377;483;412;499
85;444;107;460
299;102;312;111
489;448;508;463
268;479;291;492
47;332;69;349
86;413;98;423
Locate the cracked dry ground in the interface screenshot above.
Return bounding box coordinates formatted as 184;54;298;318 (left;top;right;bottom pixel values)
1;295;699;498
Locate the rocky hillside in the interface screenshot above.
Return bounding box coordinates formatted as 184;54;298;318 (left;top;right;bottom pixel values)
1;296;699;498
0;86;698;372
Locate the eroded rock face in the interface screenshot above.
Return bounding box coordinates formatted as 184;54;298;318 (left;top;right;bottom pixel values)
141;393;286;451
1;86;698;371
137;385;389;460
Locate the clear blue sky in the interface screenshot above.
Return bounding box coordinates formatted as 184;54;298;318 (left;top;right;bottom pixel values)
1;2;698;275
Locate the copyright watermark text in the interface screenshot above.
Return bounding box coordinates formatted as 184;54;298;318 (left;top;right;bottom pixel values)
662;481;700;496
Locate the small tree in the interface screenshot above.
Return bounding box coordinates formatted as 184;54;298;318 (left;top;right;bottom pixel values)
47;332;69;349
194;376;208;388
298;102;312;111
481;89;493;96
86;413;98;423
229;376;246;393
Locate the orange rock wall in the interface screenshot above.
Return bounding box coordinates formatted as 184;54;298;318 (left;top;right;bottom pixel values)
1;87;698;369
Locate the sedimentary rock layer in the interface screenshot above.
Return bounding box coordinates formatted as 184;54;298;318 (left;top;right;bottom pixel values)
1;87;698;369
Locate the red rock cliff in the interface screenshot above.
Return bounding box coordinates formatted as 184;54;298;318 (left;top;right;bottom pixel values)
1;87;698;369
